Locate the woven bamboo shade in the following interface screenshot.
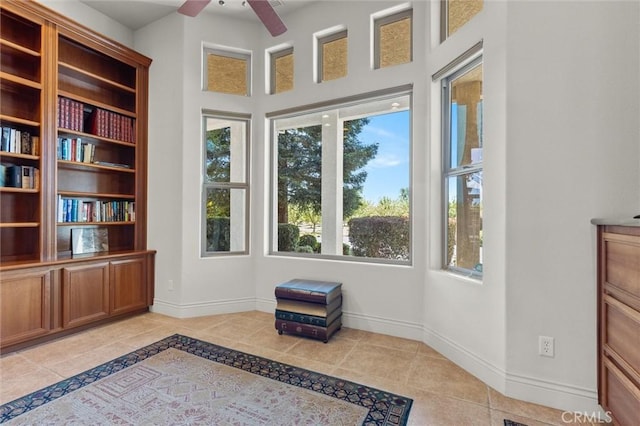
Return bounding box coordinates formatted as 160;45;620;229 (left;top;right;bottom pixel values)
274;52;293;93
207;53;248;96
448;0;483;36
379;16;411;68
322;36;347;81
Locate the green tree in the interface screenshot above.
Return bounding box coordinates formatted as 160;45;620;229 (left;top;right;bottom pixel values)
277;118;378;223
205;127;231;218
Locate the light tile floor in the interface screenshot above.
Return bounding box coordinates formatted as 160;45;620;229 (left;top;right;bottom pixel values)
0;311;602;425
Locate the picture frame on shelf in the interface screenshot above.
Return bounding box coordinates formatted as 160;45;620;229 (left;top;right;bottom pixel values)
71;227;109;255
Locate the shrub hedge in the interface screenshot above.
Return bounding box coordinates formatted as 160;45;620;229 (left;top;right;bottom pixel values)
278;223;300;252
348;216;409;260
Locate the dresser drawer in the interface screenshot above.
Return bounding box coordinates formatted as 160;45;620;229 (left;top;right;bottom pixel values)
604;295;640;378
603;233;640;299
602;358;640;426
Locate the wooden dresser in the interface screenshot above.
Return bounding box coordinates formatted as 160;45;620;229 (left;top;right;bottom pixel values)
593;220;640;426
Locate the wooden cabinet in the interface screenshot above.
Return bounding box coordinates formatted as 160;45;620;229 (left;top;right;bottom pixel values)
0;1;154;353
110;256;148;315
596;225;640;426
0;269;51;346
62;262;110;328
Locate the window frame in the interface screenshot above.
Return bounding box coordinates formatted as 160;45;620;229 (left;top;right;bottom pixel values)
267;86;413;265
373;8;413;70
317;30;348;83
441;55;483;278
201;110;251;257
270;46;294;95
202;46;252;96
440;0;484;42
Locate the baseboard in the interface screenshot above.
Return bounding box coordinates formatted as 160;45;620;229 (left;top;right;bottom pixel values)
422;326;507;394
422;326;604;414
505;371;605;415
255;297;424;340
151;297;256;318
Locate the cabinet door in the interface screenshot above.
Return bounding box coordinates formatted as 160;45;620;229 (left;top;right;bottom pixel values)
62;262;109;328
0;270;51;347
110;257;146;315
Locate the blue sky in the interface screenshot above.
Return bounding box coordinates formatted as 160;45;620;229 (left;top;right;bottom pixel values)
358;110;410;202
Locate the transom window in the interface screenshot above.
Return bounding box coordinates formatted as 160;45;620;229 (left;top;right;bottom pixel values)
270;47;294;94
203;47;251;96
374;9;412;69
442;0;483;41
317;30;348;82
270;89;412;264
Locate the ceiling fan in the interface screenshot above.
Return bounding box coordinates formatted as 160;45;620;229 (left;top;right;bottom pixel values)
177;0;287;37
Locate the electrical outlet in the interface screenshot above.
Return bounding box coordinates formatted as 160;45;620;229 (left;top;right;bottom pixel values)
168;279;174;291
539;336;554;357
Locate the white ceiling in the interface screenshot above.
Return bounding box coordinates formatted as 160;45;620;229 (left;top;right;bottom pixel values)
79;0;314;31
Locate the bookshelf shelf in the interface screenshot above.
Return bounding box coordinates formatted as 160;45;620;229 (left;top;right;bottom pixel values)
0;71;42;90
0;152;39;161
59;62;136;94
58;128;136;147
57;221;135;227
57;90;136;118
58;160;135;174
0;187;39;194
1;0;154;353
58;190;135;199
0;114;40;128
0;39;41;57
0;222;39;228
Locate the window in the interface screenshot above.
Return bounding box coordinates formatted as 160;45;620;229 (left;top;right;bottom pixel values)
204;47;251;96
441;0;483;41
270;47;293;94
202;112;250;255
270;88;411;264
374;9;412;69
442;58;483;276
317;30;348;82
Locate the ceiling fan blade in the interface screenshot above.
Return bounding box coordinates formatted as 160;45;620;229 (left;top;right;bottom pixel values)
177;0;212;17
247;0;287;37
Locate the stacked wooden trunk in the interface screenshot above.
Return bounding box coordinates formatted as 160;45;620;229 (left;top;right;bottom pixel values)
274;279;342;343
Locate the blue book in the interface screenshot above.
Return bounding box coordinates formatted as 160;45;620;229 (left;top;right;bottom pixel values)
1;127;10;152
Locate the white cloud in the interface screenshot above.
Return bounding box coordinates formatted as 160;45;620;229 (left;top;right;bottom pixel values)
368;154;403;169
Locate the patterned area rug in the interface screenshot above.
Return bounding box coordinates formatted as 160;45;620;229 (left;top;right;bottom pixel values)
1;334;412;425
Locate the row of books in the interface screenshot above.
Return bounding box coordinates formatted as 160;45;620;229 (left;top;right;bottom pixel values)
88;108;135;143
0;164;40;189
1;127;39;155
57;138;96;163
57;196;135;223
57;97;136;143
58;97;85;132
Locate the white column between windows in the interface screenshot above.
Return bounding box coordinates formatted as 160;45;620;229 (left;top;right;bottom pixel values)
321;111;343;255
229;121;245;251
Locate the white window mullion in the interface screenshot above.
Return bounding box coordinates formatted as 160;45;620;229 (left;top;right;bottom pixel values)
321;111;343;255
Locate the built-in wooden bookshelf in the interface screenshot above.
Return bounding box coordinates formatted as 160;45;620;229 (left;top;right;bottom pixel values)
0;5;42;264
0;0;154;353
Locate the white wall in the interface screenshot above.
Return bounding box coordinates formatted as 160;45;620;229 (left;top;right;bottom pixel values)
39;0;133;47
135;13;187;313
250;0;428;337
503;0;640;411
51;0;640;414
